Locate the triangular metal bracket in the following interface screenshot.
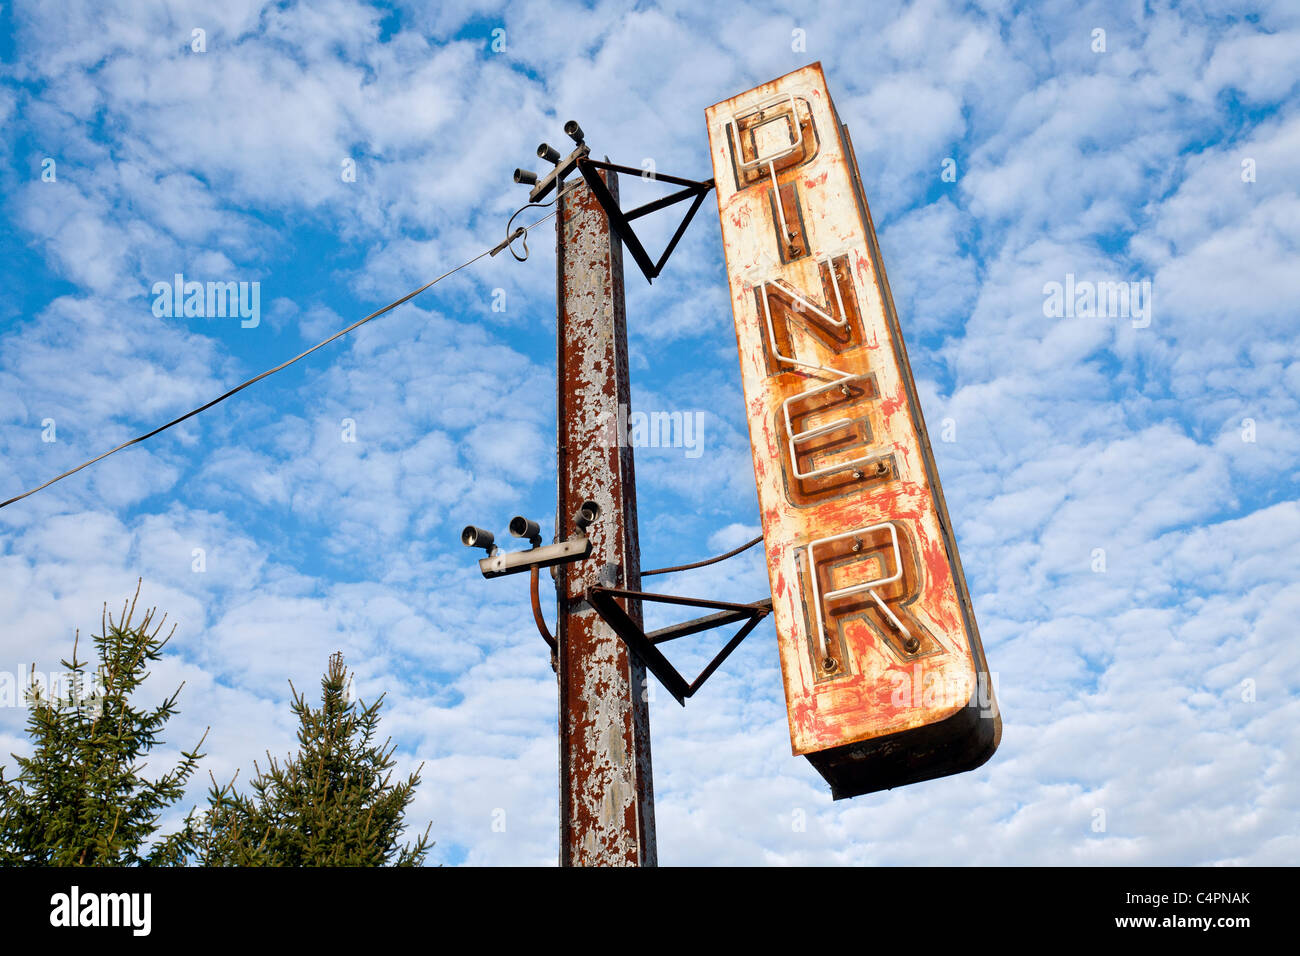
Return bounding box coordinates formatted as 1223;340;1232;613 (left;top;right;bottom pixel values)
585;586;772;706
576;158;714;284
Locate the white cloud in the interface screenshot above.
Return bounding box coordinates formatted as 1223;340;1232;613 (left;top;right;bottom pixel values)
1;0;1296;868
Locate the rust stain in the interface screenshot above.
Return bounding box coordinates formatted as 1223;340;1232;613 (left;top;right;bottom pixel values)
555;170;655;864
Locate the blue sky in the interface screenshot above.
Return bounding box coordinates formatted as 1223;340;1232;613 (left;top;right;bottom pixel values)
1;0;1297;865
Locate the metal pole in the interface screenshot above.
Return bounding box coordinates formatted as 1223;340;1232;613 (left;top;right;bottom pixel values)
554;167;657;866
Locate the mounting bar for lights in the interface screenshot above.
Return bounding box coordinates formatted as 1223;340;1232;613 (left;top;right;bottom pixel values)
465;502;603;579
477;536;592;578
527;141;590;204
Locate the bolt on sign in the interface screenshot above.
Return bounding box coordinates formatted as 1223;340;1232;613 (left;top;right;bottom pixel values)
705;63;1000;799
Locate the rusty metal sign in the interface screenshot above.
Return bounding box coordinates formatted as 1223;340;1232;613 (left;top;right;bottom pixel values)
705;63;1000;798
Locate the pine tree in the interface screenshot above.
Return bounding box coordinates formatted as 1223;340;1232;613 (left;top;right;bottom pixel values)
0;584;207;865
197;651;431;866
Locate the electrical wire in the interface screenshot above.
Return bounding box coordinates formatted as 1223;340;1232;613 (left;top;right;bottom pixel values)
641;535;764;577
0;205;567;511
530;565;558;672
502;181;579;261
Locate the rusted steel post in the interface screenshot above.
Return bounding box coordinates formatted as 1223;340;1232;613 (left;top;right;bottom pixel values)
554;168;657;867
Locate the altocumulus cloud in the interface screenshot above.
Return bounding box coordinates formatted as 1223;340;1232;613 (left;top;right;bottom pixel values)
0;0;1297;865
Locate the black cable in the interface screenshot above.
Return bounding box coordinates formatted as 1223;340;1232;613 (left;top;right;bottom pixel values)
1;207;565;512
642;535;764;577
502;181;578;262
